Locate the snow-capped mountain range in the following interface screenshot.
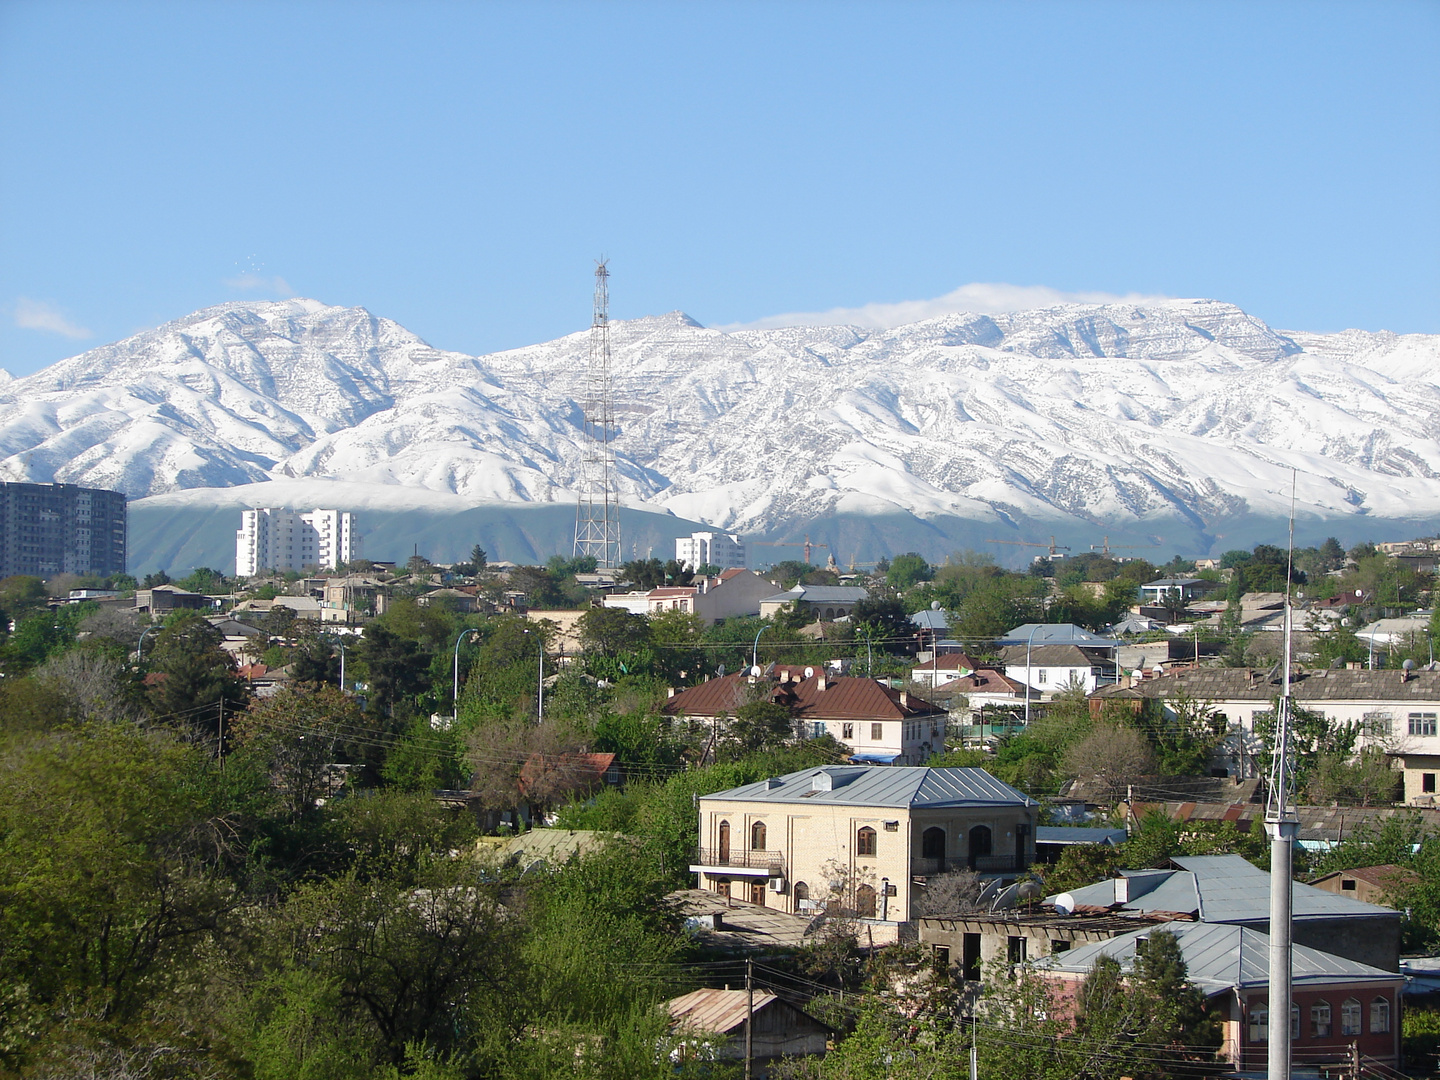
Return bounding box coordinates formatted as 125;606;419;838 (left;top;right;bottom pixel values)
3;296;1438;565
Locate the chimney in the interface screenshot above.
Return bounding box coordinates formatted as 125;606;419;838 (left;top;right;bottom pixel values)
816;674;827;691
900;691;909;707
1115;876;1130;904
667;687;676;699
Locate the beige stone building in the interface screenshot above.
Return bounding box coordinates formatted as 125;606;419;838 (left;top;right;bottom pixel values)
689;765;1037;933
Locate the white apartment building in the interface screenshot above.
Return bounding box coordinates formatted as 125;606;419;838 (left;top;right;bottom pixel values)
675;531;746;571
236;507;356;576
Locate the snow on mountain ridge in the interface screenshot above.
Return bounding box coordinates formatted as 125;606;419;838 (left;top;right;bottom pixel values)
1;297;1438;549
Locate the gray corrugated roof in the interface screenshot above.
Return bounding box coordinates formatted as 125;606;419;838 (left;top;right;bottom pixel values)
699;765;1036;808
1049;855;1399;922
1035;826;1128;846
997;623;1118;647
1038;921;1398;996
911;609;950;630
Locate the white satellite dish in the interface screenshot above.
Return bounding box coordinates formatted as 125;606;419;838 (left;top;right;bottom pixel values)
1053;892;1076;916
803;666;814;678
750;665;763;677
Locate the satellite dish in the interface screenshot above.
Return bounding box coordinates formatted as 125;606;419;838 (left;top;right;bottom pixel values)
1404;659;1417;672
1017;879;1043;902
803;666;814;678
750;665;762;677
976;878;1005;907
990;882;1023;912
931;600;941;610
1053;892;1076;916
716;663;726;678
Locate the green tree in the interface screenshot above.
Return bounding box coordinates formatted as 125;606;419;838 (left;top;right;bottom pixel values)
718;700;797;760
885;552;931;590
356;623;432;718
146;613;249;734
577;606;651;659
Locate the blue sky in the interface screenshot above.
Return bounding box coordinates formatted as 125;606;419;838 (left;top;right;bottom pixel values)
1;0;1436;376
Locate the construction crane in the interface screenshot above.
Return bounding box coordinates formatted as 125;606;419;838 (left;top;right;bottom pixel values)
984;535;1070;557
1089;536;1162;556
753;534;830;564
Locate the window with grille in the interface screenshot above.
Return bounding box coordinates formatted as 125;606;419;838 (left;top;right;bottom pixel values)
871;723;883;741
1311;1000;1331;1038
1410;712;1438;737
856;827;877;857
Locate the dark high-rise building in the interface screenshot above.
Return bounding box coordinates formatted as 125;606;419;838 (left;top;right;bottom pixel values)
0;482;127;579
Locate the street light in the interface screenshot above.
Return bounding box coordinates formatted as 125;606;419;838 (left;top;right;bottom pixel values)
136;624;158;663
453;627;479;722
1023;624;1042;726
752;624;768;671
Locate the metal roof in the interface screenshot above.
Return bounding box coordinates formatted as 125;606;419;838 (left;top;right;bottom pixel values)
666;988;781;1034
760;585;870;605
1093;667;1440;705
997;624;1118;648
1049;854;1399;922
911;609;950;630
1039;921;1399;996
699;765;1036;808
663;671;944;721
1035;826;1128;846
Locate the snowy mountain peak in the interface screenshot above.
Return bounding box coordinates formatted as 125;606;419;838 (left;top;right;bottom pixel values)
1;295;1438;558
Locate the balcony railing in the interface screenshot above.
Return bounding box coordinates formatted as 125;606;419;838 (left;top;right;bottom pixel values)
912;854;1031;876
692;848;786;875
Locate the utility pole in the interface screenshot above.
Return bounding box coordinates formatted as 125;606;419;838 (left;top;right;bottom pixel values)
744;957;754;1080
218;698;225;773
573;259;621;568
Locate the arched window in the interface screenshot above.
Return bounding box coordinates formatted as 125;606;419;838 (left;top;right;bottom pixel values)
1341;998;1362;1037
922;827;946;860
856;884;877;918
718;820;731;862
1248;1004;1267;1044
1370;996;1391;1034
856;826;877;857
793;881;809;908
824;607;835;620
750;821;767;850
1311;1000;1331;1038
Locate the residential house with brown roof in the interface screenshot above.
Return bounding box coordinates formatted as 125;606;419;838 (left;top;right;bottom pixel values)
663;665;947;764
663;988;832;1066
997;643;1117;696
603;570;777;624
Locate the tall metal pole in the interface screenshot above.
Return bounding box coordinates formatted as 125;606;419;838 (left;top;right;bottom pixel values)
537;633;544;721
1266;472;1299;1080
1023;624;1041;725
744;956;754;1080
573;259;622;568
751;624;767;671
452;628;477;723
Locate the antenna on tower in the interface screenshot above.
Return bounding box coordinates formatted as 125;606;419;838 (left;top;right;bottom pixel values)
573;259;621;569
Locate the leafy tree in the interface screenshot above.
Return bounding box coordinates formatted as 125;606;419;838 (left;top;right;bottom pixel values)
717;700;797;760
885;552;931;590
355;623;432;718
1252;702;1359;795
620;558;666;590
508;564;573;609
146;613;249;734
140;570;172;588
470;544;488;573
577;606;651;659
0;724;232;1041
646;607;706;681
1061;722;1156;802
851;592;915;648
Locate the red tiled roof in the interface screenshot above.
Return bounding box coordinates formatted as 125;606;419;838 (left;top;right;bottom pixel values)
662;671;943;721
922;653;983;671
958;668;1026;693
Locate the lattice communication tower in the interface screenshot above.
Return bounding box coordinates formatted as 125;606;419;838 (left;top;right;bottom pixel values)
573;259;621;568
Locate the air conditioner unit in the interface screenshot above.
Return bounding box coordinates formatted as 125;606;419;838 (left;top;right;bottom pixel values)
768;876;787;893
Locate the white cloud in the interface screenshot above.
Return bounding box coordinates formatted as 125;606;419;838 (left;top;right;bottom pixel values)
13;297;92;339
224;273;296;297
719;282;1176;331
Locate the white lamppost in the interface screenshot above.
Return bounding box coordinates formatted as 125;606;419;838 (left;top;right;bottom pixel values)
453;627;479;722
